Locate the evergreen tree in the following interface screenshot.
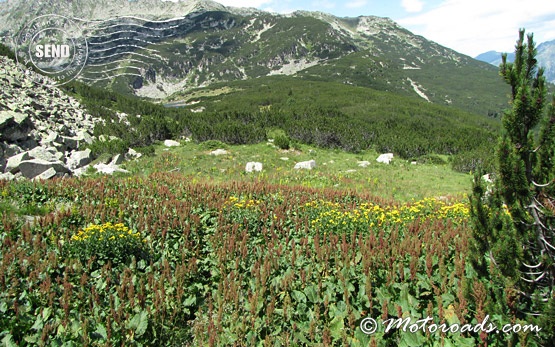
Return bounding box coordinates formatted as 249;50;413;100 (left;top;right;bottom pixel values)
469;29;555;345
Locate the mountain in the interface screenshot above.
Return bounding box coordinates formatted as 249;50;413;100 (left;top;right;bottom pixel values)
474;50;515;67
475;39;555;84
537;40;555;84
0;0;509;117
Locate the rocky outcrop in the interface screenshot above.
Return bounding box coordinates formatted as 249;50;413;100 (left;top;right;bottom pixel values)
0;55;103;179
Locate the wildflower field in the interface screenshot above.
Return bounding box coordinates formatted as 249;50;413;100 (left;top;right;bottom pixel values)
0;173;518;346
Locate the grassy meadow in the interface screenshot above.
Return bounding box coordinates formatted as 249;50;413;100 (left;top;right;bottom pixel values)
121;141;472;202
1;141;523;346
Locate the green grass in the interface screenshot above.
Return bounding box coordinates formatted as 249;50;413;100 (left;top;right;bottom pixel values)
122;141;471;201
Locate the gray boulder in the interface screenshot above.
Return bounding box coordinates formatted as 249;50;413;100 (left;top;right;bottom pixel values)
76;130;94;145
245;162;263;173
0;172;15;181
164;139;180;147
67;149;93;170
357;161;371;168
110;153;124;165
126;148;142;160
0;110;32;141
6;152;30;173
294;160;316;170
93;163;129;175
210;149;228;156
28;146;63;162
376;153;394;164
18;159;69;179
33;167;58;180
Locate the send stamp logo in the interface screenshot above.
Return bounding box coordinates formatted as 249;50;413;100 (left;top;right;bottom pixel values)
15;14;89;86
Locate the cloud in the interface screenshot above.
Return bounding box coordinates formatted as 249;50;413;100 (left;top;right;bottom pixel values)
345;0;368;9
397;0;555;56
401;0;424;13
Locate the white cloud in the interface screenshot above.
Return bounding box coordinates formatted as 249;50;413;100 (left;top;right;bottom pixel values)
401;0;424;13
397;0;555;56
345;0;368;9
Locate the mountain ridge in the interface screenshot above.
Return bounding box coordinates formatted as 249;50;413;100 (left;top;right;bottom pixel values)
1;0;509;117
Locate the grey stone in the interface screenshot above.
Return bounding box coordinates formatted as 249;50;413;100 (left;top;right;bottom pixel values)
164;139;180;147
76;130;94;145
294;160;316;170
110;153;124;165
6;151;30;173
376;153;394;164
28;146;62;162
0;172;15;181
33;167;57;180
18;159;69;179
245;162;263;173
126;148;142;160
41;131;60;145
93;163;129;175
61;136;79;150
0;110;32;141
210;149;228;156
357;161;370;168
67;149;93;170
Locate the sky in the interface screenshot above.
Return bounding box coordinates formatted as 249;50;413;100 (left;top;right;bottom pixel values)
205;0;555;57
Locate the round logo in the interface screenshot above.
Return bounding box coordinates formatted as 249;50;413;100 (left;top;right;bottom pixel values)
15;14;88;86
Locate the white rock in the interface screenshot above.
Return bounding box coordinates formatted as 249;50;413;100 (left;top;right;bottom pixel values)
245;162;263;173
294;159;316;170
357;161;370;168
0;172;15;181
164;139;180;147
93;163;129;175
280;157;289;161
210;149;228;156
126;148;142;160
482;173;493;183
376;153;394;164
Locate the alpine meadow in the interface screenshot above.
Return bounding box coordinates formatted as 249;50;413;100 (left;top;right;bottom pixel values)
0;0;554;346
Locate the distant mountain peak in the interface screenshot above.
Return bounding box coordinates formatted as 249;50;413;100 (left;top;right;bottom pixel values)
475;39;555;83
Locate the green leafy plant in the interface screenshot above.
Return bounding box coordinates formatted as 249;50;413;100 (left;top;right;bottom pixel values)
66;222;148;268
273;134;291;150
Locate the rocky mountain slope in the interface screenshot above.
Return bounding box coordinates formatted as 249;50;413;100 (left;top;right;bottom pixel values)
0;0;508;116
0;54;138;180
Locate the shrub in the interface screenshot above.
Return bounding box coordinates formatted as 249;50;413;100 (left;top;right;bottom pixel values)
273;134;290;150
199;140;228;150
66;222;148;269
416;154;448;165
87;138;129;156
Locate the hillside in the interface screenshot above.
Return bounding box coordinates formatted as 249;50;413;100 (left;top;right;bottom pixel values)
0;0;509;117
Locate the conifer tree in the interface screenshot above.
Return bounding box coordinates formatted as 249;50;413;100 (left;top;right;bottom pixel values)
469;29;555;345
